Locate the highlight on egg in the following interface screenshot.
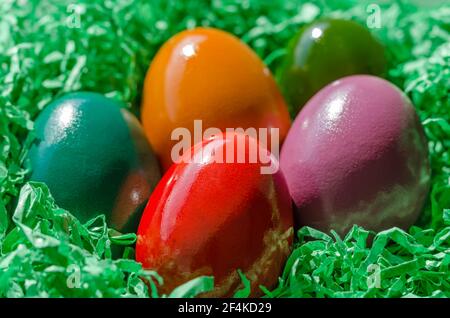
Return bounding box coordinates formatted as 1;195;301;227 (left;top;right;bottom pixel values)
27;92;161;233
280;75;431;235
140;27;291;171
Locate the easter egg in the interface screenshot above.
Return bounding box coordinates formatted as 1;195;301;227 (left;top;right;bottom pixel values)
280;75;430;235
277;19;386;116
136;132;293;297
28;92;161;233
141;27;291;171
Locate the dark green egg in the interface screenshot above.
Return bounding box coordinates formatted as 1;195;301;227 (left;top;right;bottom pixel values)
27;92;161;233
277;19;386;116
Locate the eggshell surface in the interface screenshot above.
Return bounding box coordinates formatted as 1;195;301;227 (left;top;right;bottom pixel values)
141;27;291;171
280;75;430;235
136;132;293;297
28;92;161;233
277;19;386;116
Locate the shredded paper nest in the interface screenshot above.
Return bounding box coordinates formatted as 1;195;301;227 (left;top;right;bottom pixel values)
0;0;449;298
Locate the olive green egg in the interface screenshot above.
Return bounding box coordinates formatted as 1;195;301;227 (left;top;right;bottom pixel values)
27;92;161;234
277;19;386;116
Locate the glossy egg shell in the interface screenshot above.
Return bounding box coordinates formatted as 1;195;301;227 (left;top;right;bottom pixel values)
28;92;161;233
280;75;430;235
141;27;291;171
277;19;386;116
136;132;293;297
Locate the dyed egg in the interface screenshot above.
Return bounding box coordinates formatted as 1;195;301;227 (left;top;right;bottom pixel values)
277;19;386;116
280;75;430;235
28;92;161;233
141;27;291;171
136;132;293;297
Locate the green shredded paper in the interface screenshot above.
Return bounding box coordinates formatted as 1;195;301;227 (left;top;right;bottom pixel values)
0;0;449;298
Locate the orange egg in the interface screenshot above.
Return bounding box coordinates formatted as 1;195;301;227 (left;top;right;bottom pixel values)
141;27;291;171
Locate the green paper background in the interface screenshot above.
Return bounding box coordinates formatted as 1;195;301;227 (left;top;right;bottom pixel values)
0;0;449;297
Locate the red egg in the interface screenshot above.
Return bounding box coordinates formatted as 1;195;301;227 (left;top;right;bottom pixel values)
136;132;293;297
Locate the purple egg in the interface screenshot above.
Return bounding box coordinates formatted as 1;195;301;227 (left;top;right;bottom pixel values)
280;75;430;235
